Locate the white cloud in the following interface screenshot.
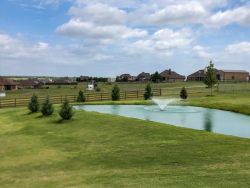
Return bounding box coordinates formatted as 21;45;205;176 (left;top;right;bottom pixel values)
147;1;208;25
207;6;250;27
56;19;147;41
126;28;193;56
192;45;212;59
56;2;148;42
225;42;250;54
69;3;127;25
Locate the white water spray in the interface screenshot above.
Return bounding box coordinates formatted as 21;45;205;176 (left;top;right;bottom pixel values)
152;98;177;110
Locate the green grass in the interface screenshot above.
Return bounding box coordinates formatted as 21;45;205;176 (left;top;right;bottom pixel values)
187;94;250;115
1;107;250;187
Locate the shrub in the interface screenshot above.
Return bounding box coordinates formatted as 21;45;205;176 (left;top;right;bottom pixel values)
180;87;188;99
59;98;74;120
77;90;86;102
28;94;39;113
144;84;153;100
41;96;54;116
112;85;120;101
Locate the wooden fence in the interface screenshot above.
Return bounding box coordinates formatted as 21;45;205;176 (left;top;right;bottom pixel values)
0;88;161;108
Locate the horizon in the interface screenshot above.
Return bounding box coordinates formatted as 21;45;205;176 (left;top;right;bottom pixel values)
0;0;250;76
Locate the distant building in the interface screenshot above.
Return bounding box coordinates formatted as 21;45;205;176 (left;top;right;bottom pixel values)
107;78;116;83
187;69;222;81
220;70;249;81
52;77;77;85
77;76;89;82
160;69;185;82
187;69;249;82
117;74;136;82
136;72;151;81
19;79;44;89
0;77;18;91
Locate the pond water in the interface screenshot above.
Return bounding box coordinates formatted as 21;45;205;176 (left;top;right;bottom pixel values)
74;105;250;139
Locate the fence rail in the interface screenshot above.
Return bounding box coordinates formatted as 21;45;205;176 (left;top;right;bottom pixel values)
0;88;161;109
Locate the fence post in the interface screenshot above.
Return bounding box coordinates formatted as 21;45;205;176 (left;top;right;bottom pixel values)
137;90;139;98
101;93;103;101
15;98;16;107
160;88;162;96
61;96;63;103
124;91;126;100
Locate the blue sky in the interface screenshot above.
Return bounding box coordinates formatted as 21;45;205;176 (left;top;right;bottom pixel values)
0;0;250;77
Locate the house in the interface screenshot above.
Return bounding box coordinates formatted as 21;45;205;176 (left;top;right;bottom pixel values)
19;79;44;89
107;78;116;83
117;74;136;82
136;72;151;81
77;76;89;82
160;69;185;82
187;69;222;81
52;77;77;85
220;70;249;81
0;77;18;91
187;69;249;82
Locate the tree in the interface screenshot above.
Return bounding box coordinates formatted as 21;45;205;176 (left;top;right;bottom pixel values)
77;90;86;102
204;61;217;96
28;94;39;113
41;96;54;116
151;71;162;83
144;84;153;100
112;85;120;101
180;87;188;99
59;98;74;120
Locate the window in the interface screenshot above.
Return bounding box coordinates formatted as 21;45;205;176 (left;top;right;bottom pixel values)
232;76;235;80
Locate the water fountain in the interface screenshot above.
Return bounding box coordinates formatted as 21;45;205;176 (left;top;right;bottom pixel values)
151;98;177;111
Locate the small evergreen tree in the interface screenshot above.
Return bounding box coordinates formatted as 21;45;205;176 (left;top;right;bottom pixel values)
28;94;39;113
41;96;54;116
204;60;217;96
144;84;153;100
59;98;74;120
77;90;86;102
112;85;120;101
180;87;188;99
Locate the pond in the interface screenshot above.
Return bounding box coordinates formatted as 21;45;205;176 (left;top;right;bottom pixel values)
74;105;250;139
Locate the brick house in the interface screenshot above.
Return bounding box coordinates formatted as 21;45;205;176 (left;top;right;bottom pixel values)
220;70;249;81
136;72;151;81
0;77;18;91
160;69;185;82
187;69;222;81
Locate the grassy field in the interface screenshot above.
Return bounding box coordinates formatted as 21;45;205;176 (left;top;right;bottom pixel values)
1;107;250;187
3;81;250;99
3;82;205;99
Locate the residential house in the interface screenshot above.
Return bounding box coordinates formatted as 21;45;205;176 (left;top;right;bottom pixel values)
187;69;249;82
136;72;151;81
52;77;77;85
187;69;222;81
160;69;185;82
19;79;44;89
0;77;18;91
220;70;249;81
117;74;136;82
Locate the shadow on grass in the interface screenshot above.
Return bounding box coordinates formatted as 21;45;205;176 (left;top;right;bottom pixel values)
53;118;74;124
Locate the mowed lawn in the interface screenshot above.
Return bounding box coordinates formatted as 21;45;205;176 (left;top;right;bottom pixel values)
1;107;250;187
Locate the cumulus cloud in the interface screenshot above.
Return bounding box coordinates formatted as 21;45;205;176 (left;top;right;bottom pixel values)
192;45;212;59
56;19;147;42
225;42;250;54
147;1;208;25
126;28;193;56
207;6;250;27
